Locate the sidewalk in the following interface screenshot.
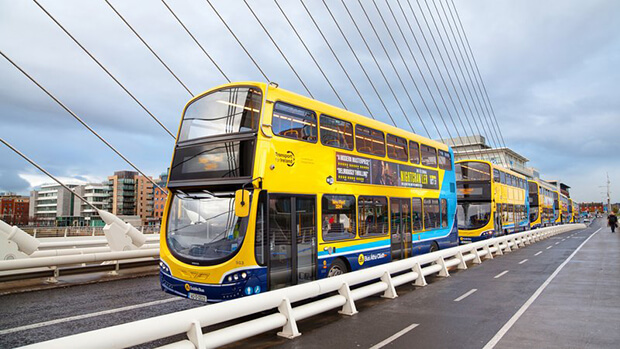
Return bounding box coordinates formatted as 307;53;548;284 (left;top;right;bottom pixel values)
496;220;620;348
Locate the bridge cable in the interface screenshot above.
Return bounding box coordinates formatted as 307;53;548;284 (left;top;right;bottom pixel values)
423;0;502;165
293;0;375;119
307;0;399;127
237;0;316;98
447;0;508;151
432;0;504;165
160;0;230;83
204;0;271;83
336;0;427;136
0;137;100;211
32;0;176;139
357;1;456;142
392;0;483;160
104;0;194;97
269;0;348;110
397;0;490;162
0;50;164;191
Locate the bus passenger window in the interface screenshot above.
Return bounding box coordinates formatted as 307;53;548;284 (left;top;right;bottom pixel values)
500;172;506;184
358;196;388;237
421;145;438;167
438;150;452;171
441;199;448;228
320;114;354;150
272;102;317;142
493;169;500;182
387;134;408;161
321;195;356;241
409;141;420;164
412;198;423;231
356;125;386;157
423;198;440;230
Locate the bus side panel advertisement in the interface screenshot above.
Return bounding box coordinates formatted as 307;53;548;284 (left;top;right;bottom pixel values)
335;152;439;189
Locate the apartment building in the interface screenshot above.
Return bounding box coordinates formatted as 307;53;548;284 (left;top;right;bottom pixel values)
0;193;30;226
108;171;153;225
29;183;80;226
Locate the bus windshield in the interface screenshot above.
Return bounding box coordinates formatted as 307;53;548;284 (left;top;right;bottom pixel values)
166;191;250;264
457;202;491;230
456;161;491;181
178;87;262;142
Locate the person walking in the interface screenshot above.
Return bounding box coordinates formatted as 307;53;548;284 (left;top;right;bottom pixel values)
608;212;618;233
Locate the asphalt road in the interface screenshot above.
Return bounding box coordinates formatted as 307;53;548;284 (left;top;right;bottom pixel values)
0;220;610;349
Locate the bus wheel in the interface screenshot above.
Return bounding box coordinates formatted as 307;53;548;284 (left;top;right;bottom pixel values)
327;259;348;277
429;242;439;253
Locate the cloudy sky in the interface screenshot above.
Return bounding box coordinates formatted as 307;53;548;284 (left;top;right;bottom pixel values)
1;0;618;203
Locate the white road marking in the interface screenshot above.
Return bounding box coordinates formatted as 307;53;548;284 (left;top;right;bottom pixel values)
454;288;478;302
518;259;528;265
534;251;542;256
562;239;566;241
494;270;509;279
0;298;182;335
546;246;553;250
483;228;600;349
369;323;419;349
555;242;560;245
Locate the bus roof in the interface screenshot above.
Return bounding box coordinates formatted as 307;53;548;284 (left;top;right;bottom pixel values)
455;159;526;179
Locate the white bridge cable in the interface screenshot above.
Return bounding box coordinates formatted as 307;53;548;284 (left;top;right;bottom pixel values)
32;0;175;139
336;0;428;137
232;0;317;99
448;0;509;151
393;0;484;160
104;0;194;97
204;0;271;83
0;50;164;191
306;0;399;127
423;0;503;165
266;0;349;110
292;0;376;119
397;0;490;162
160;0;231;83
0;137;99;212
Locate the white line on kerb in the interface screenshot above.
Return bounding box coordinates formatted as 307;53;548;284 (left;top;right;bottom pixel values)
534;251;542;256
483;227;601;349
454;288;477;302
369;323;419;349
546;246;553;250
0;298;182;335
494;270;509;279
518;259;528;265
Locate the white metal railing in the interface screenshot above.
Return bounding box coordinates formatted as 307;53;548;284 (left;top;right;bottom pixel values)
19;224;585;349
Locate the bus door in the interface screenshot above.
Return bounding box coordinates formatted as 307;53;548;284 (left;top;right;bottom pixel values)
390;198;412;260
494;203;503;236
268;194;316;290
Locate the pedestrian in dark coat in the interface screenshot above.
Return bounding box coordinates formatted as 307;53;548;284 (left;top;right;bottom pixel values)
608;213;618;233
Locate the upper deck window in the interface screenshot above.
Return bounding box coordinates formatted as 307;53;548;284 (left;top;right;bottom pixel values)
420;144;438;167
455;161;491;181
356;125;385;157
387;134;408;161
272;102;317;142
179;87;262;142
320;115;354;150
409;141;420;164
438;150;452;171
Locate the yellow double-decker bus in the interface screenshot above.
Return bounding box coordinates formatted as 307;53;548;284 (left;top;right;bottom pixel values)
528;179;556;228
456;160;529;243
159;82;458;302
560;194;570;224
568;198;575;223
552;190;561;224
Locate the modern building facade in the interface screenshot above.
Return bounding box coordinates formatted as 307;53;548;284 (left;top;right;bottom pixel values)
0;193;30;226
108;171;153;225
29;183;81;226
152;172;168;224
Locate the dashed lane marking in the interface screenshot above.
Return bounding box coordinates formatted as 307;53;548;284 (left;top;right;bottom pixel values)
483;227;600;349
519;259;528;265
454;288;478;302
369;323;419;349
546;246;553;249
0;298;183;335
555;242;560;245
494;271;509;279
535;251;542;256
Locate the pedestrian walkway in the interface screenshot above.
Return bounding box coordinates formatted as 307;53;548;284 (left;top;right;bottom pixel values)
494;220;620;348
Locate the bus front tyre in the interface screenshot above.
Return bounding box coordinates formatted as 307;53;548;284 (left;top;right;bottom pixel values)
429;242;439;253
327;259;348;277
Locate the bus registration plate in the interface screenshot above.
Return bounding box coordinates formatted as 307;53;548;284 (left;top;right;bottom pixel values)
188;292;207;302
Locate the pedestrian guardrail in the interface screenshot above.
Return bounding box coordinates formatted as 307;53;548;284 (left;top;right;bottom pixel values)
19;224;585;349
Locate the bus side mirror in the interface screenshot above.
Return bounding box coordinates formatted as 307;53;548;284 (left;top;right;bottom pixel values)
234;189;251;217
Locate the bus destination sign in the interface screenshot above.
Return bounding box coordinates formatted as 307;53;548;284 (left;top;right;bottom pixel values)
335;153;439;189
